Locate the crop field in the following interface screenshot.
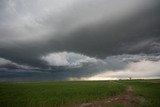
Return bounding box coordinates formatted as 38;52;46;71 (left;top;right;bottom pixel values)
0;80;159;107
121;80;160;107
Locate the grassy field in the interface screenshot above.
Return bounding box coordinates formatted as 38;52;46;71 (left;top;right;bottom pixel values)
120;80;160;107
0;80;159;107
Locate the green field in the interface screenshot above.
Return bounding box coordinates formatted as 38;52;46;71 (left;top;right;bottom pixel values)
121;80;160;107
0;80;159;107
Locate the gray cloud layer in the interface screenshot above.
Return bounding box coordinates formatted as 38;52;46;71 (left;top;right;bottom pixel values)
0;53;160;81
0;0;160;81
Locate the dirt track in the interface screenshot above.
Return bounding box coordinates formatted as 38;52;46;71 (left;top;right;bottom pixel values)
79;87;142;107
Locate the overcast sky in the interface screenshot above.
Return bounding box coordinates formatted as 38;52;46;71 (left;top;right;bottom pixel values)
0;0;160;81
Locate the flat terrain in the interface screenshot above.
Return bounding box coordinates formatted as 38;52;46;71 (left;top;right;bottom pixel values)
0;80;159;107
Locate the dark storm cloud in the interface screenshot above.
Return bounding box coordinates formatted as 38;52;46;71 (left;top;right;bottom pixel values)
0;0;160;68
1;54;160;81
51;2;160;58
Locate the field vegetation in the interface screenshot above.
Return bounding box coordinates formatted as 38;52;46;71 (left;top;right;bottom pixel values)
0;80;159;107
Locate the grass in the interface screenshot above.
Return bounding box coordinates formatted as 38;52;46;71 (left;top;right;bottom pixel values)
0;80;159;107
0;81;125;107
120;80;160;107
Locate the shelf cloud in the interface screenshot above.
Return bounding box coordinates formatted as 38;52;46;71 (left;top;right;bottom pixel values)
0;0;160;81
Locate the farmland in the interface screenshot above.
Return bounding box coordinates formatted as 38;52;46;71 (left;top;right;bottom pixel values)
0;80;159;107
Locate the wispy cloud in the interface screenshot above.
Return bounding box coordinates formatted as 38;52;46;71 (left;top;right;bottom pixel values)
0;57;37;70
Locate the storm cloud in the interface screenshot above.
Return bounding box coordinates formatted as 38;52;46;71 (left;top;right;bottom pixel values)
0;0;160;81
